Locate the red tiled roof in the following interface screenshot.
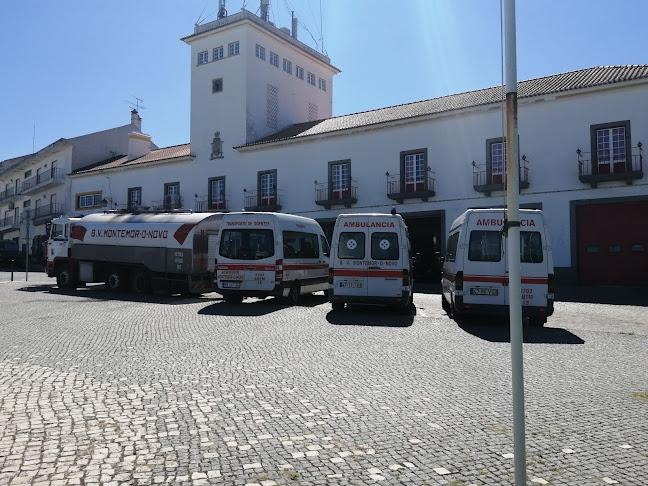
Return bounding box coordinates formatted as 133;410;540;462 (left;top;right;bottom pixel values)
239;65;648;148
74;144;192;174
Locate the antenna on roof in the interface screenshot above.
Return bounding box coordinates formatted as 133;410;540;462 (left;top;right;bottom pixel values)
124;96;147;112
260;0;269;21
218;0;227;18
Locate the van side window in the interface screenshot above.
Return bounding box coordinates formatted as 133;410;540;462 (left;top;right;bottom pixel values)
520;231;543;263
283;231;319;259
468;231;502;262
338;232;365;259
319;235;330;257
371;232;399;260
445;232;460;262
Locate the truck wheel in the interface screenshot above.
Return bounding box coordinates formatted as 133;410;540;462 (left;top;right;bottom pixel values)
129;269;151;295
332;301;344;312
286;283;301;306
105;268;126;291
56;264;75;290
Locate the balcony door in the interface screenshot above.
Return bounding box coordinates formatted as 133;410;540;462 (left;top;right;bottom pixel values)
210;178;225;210
331;162;350;199
596;126;626;174
260;172;276;206
404;152;425;192
490;141;505;184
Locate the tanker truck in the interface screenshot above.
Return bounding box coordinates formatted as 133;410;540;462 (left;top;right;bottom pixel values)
46;211;224;295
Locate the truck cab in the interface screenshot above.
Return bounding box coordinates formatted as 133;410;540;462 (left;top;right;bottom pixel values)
46;217;80;285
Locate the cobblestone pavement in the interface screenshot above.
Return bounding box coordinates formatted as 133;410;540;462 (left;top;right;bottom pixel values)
1;272;647;485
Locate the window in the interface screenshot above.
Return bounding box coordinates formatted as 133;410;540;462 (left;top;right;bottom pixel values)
255;44;265;60
270;52;279;67
592;121;630;174
283;59;292;74
330;160;351;199
228;41;239;56
198;50;209;65
213;46;224;61
319;235;330;257
488;139;506;184
468;231;502;262
128;187;142;210
77;193;101;209
520;231;543;263
445;232;460;262
401;149;427;192
338;232;365;259
259;170;277;206
318;78;326;91
212;78;223;93
283;231;319;259
24;170;32;178
371;232;399;260
219;228;274;260
209;177;226;210
164;183;180;209
307;72;315;85
295;66;304;80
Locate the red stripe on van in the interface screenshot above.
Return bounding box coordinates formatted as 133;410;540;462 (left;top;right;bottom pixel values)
216;264;277;271
464;274;548;285
284;263;329;271
333;269;403;278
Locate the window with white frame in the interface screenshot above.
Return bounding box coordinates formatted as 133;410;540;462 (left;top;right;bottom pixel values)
255;45;265;60
228;41;239;56
198;51;209;65
307;72;315;85
283;59;292;74
77;193;102;209
269;52;279;67
595;123;628;174
213;46;224;61
402;150;427;192
128;187;142;209
260;170;277;206
489;140;506;184
330;160;351;199
209;177;226;210
318;78;326;91
295;66;304;80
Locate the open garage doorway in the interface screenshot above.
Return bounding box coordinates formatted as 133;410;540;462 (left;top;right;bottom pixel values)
401;212;444;282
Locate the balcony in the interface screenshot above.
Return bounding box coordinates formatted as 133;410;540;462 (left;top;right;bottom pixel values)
0;186;24;205
314;181;358;209
195;196;229;212
577;144;643;188
244;191;282;212
0;216;20;234
386;172;435;203
33;203;65;226
472;157;530;196
152;194;183;211
21;168;66;195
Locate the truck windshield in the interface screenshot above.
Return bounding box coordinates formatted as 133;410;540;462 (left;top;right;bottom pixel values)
219;229;274;260
51;223;67;239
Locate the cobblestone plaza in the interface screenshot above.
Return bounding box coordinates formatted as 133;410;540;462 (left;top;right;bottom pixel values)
1;273;647;485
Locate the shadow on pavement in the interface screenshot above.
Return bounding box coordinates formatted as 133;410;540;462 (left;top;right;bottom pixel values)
413;282;442;295
555;285;648;307
326;303;415;327
199;293;329;316
457;317;585;344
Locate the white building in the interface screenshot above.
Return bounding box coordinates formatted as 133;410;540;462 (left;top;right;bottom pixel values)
0;111;154;259
57;9;648;285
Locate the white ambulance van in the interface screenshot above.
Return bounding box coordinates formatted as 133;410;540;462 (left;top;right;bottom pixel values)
329;213;413;313
441;208;554;326
214;212;330;304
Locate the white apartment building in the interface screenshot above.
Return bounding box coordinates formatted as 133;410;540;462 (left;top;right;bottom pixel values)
0;111;154;259
64;9;647;286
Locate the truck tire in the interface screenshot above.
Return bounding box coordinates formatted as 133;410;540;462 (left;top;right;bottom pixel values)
331;301;344;312
56;264;75;290
105;268;126;291
129;269;151;295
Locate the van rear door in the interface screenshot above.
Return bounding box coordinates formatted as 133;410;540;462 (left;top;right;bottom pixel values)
217;214;276;293
518;215;548;308
463;216;507;307
334;228;368;297
366;227;403;298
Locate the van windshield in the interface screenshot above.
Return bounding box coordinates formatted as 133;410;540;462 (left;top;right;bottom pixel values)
219;229;274;260
338;232;365;259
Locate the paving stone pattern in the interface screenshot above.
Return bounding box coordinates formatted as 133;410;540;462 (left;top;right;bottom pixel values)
0;274;647;485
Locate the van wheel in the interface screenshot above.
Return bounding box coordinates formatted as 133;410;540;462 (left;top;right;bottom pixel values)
224;294;243;304
105;268;126;291
528;317;546;328
286;283;301;306
56;264;75;290
332;301;344;312
129;269;151;295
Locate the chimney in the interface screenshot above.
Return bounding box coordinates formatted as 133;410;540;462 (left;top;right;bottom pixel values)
127;132;151;161
130;109;142;131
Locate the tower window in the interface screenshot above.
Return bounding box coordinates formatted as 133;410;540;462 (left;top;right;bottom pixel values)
296;66;304;80
212;78;223;93
307;72;315;85
318;78;326;91
198;51;209;65
228;41;239;56
270;52;279;67
283;59;292;74
255;45;265;60
213;46;224;61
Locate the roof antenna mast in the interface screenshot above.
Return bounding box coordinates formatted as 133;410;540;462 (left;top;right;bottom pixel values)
218;0;227;19
260;0;269;22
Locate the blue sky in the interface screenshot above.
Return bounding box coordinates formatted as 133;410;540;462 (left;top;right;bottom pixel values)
1;0;646;162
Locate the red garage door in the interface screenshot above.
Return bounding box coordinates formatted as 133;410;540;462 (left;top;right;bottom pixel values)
577;201;648;285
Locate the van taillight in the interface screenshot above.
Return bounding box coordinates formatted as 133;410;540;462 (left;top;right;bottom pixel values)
328;267;334;285
402;268;410;286
275;259;283;282
455;271;464;291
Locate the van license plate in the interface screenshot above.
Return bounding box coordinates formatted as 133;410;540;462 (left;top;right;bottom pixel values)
221;281;241;289
470;287;498;296
340;281;362;288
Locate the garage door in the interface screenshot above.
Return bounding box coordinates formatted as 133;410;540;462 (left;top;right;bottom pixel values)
577;201;648;285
